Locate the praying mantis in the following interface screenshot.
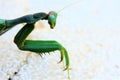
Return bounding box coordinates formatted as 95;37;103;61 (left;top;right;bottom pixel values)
0;11;70;79
0;0;81;79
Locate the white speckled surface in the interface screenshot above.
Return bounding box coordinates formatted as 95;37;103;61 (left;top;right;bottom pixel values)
0;0;120;80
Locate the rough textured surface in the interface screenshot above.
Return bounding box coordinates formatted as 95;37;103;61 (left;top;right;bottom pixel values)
0;0;120;80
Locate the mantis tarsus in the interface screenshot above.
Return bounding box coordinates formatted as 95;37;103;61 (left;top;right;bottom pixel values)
0;11;70;78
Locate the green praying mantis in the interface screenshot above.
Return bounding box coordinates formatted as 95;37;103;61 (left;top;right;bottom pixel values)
0;11;70;78
0;1;81;79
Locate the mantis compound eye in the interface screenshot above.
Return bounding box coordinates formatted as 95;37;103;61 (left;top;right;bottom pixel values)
48;11;58;29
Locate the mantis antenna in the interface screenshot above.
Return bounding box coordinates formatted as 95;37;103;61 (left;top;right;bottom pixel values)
58;0;81;13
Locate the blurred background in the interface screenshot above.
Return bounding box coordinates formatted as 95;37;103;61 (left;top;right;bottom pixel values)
0;0;120;80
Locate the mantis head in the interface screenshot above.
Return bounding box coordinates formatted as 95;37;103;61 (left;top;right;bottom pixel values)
48;11;58;29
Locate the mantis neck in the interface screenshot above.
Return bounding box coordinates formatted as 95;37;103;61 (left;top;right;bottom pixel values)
6;12;48;27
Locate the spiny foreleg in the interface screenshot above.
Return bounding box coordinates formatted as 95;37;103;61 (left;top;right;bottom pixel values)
14;23;69;70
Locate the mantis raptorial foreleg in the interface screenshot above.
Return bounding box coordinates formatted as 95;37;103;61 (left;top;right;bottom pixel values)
14;23;69;70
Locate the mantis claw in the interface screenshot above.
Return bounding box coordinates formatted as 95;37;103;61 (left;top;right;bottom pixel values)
59;48;69;71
